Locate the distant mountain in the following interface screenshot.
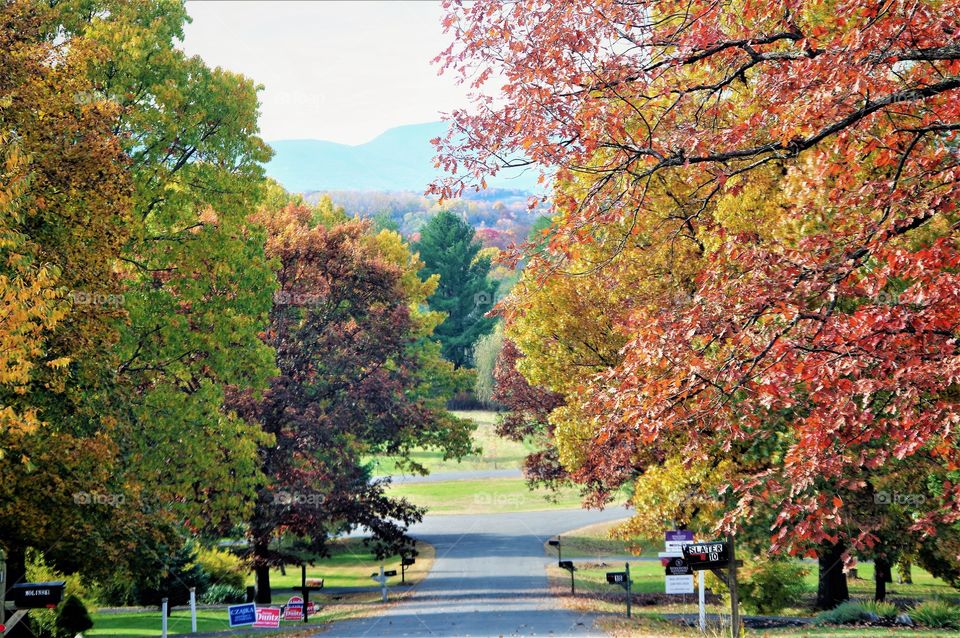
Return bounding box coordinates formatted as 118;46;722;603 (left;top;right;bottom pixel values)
265;121;543;194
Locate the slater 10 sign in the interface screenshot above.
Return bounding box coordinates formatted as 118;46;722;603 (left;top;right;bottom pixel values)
681;542;730;570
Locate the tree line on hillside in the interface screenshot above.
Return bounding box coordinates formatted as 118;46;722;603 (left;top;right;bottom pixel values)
434;0;960;610
0;2;495;634
305;189;548;248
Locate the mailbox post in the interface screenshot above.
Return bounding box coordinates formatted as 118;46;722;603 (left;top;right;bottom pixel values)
605;563;632;618
401;556;416;584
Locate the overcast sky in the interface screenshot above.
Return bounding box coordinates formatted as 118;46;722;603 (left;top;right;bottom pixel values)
181;1;470;145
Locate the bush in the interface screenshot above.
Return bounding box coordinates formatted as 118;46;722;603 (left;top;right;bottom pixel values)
200;583;247;605
910;600;960;629
708;557;810;614
815;601;869;625
196;547;247;589
861;599;898;620
56;595;94;636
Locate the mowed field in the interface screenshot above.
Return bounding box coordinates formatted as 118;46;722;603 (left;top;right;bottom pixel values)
371;410;536;475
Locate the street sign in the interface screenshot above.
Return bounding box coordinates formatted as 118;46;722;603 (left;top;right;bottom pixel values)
10;582;65;609
664;557;692;576
254;607;281;628
283;596;304;621
665;574;695;594
606;571;627;586
682;541;730;570
665;529;694;553
227;603;257;627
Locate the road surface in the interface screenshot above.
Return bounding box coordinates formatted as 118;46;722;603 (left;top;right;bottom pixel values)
313;507;631;637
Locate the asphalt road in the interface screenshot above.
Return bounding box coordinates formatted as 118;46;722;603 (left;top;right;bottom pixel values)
313;507;631;638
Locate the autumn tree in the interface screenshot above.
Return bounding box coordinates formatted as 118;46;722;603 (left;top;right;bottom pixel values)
233;200;473;602
435;0;960;608
0;3;146;615
415;210;497;367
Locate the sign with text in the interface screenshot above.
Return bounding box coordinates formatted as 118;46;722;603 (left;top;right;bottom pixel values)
283;596;304;621
664;529;695;553
227;603;257;627
11;582;65;609
665;574;695;594
254;607;281;628
682;541;730;570
664;557;692;576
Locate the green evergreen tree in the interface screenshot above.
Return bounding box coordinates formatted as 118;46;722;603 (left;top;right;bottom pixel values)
415;211;496;368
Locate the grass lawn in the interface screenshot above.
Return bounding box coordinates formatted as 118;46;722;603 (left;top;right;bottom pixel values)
545;519;656;558
545;523;960;637
370;410;534;475
87;539;435;636
388;477;586;514
247;537;435;592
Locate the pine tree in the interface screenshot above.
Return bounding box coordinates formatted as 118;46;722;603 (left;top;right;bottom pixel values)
415;211;496;368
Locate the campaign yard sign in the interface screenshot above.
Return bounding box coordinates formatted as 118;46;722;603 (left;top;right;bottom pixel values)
227;603;257;628
254;607;281;628
284;595;304;621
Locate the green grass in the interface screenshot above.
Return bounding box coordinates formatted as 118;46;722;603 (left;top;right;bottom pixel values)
388;477;584;514
245;537;434;591
87;607;354;636
88;539;435;636
545;519;657;558
370;410;534;475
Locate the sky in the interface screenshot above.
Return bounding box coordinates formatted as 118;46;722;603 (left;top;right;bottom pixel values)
181;1;470;145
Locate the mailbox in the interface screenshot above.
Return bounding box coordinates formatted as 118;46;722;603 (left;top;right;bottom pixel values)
559;560;575;571
383;569;397;577
606;571;627;585
11;581;66;609
401;557;416;566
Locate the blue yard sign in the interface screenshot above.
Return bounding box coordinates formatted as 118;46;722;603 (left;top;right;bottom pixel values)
228;603;257;627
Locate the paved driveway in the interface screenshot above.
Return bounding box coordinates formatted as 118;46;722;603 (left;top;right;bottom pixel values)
313;507;631;637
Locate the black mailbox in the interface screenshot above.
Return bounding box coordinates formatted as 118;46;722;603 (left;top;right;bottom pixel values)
401;557;416;566
606;571;627;585
559;560;575;571
11;581;66;609
383;569;397;577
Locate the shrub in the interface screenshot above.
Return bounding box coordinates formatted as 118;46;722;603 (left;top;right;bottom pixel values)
910;600;960;629
815;601;869;625
200;583;247;605
56;595;94;636
708;557;810;614
861;599;898;620
196;547;247;589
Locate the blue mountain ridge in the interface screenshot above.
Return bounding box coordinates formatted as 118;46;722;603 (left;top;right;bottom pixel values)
265;121;543;194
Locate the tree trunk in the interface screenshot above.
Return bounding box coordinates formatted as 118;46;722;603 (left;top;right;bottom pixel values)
253;541;272;604
4;545;32;638
816;540;849;610
874;556;889;602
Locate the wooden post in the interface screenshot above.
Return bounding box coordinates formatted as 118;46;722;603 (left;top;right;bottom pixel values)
625;562;632;619
728;536;739;637
301;563;309;623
